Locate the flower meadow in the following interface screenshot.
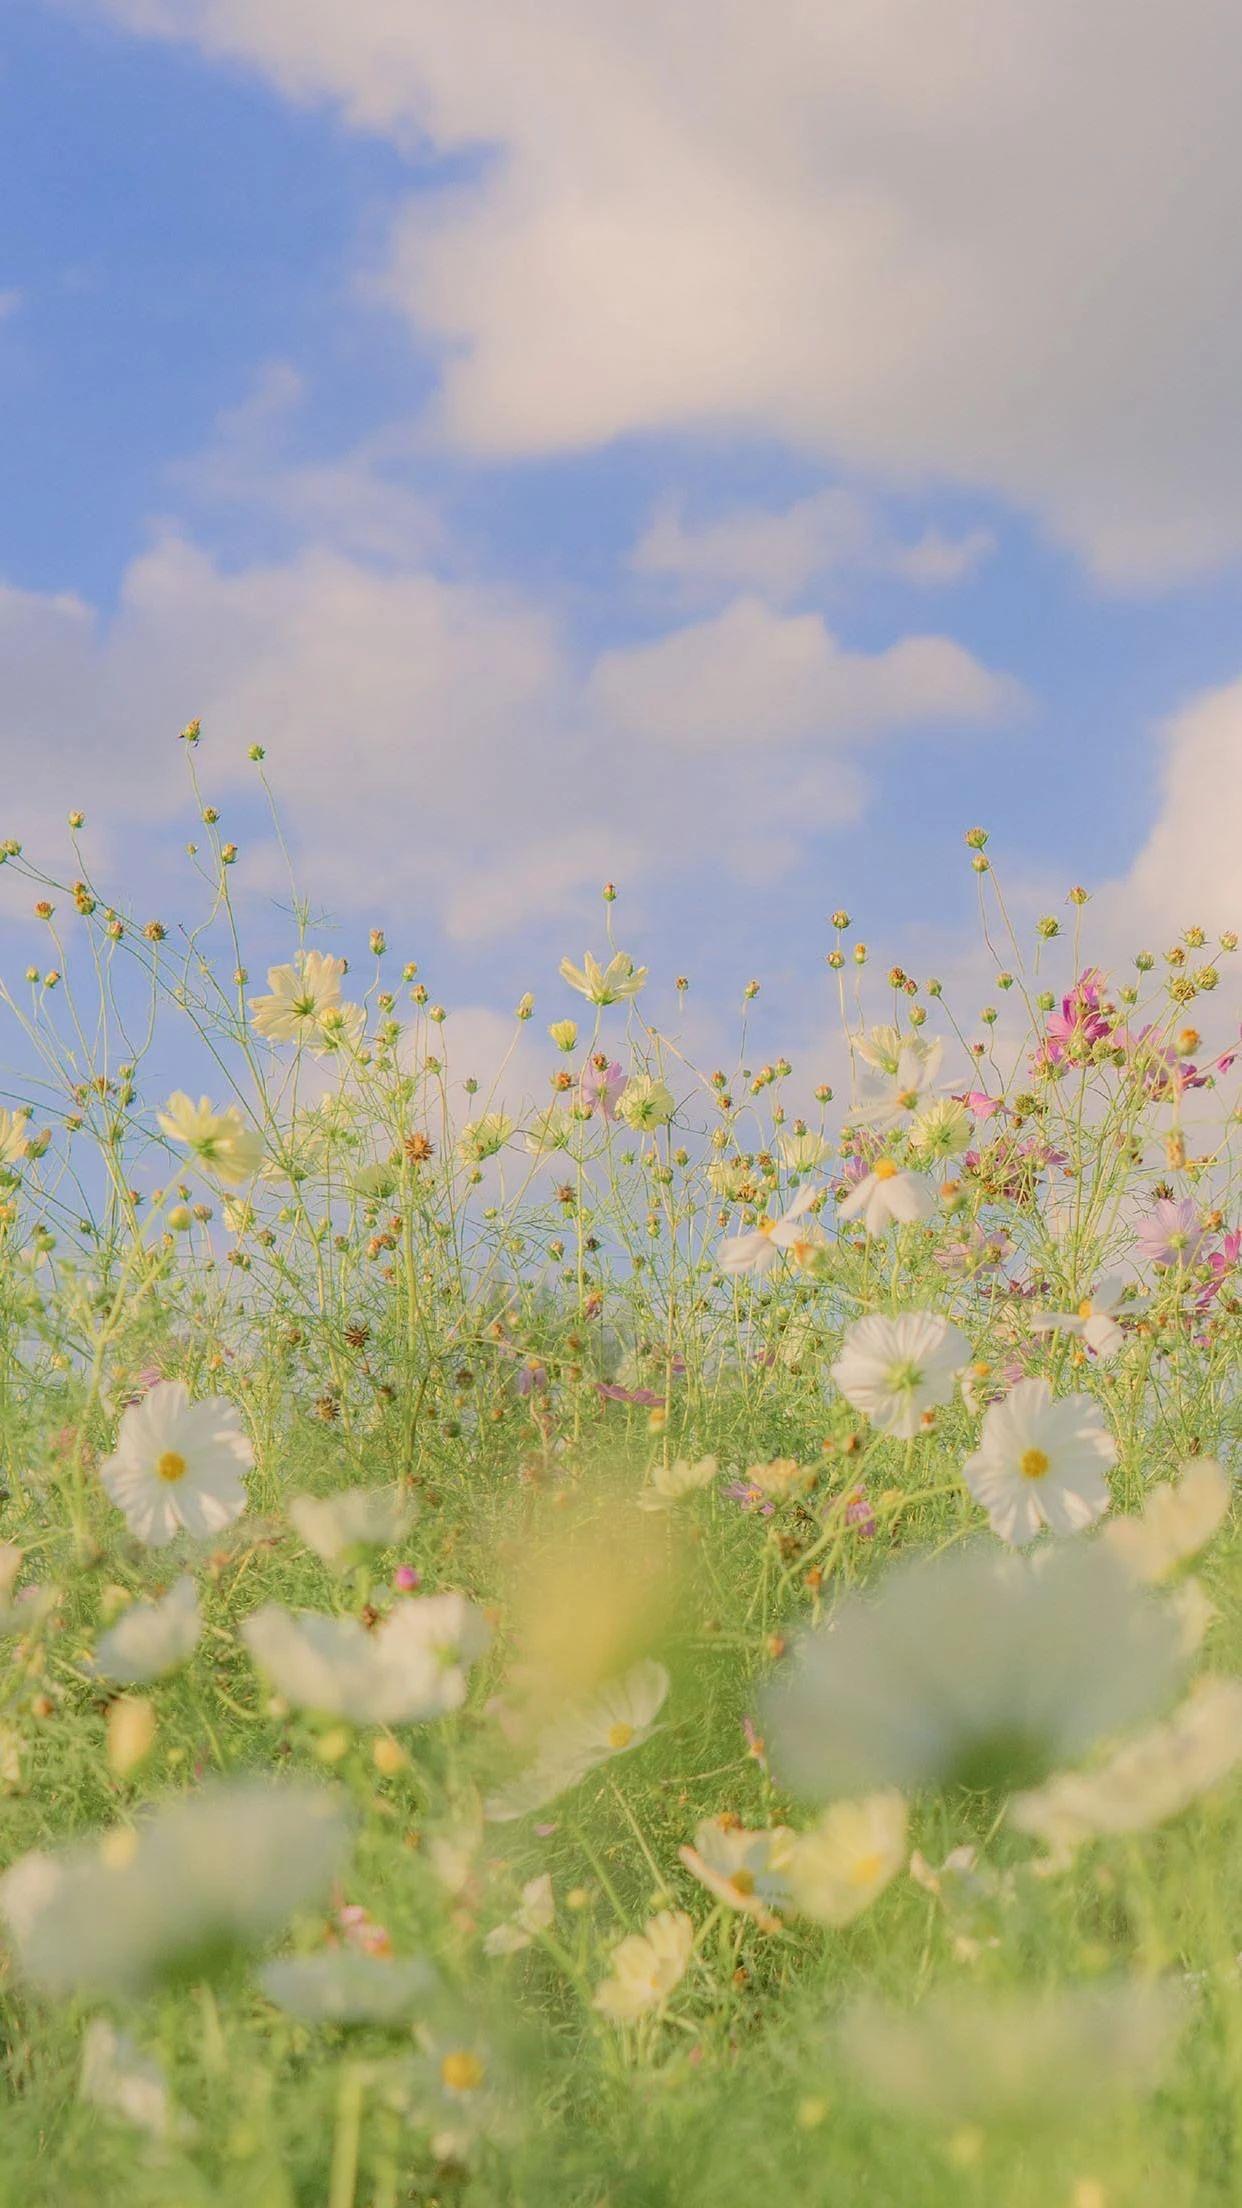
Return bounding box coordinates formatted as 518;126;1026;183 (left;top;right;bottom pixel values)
0;750;1238;2208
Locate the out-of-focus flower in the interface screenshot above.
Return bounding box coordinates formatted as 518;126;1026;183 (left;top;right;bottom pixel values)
853;1026;939;1078
907;1097;972;1162
678;1818;793;1931
1010;1676;1242;1864
0;1780;349;1998
525;1105;573;1157
483;1874;555;1957
0;1106;30;1166
1031;1275;1127;1361
485;1660;669;1822
616;1075;675;1131
831;1311;972;1439
850;1038;944;1131
636;1455;718;1511
765;1541;1183;1801
580;1057;628;1120
719;1184;822;1277
840;1979;1182;2126
157;1093;264;1187
1135;1197;1205;1269
92;1576;201;1683
243;1595;487;1725
558;951;647;1006
962;1377;1116;1546
838;1157;935;1236
779;1129;831;1172
1104;1457;1231;1584
1196;1228;1240;1311
260;1949;436;2024
100;1380;253;1548
288;1486;414;1566
248;951;347;1047
593;1910;694;2021
457;1114;515;1164
783;1793;907;1925
80;2020;188;2142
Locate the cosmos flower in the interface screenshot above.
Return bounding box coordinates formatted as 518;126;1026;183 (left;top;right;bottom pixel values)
615;1074;676;1130
678;1818;794;1931
850;1038;944;1131
1010;1675;1242;1863
100;1380;254;1548
1030;1274;1127;1360
0;1106;30;1166
636;1454;719;1511
765;1541;1182;1800
718;1183;822;1276
485;1659;670;1822
79;2021;188;2143
962;1377;1116;1546
482;1874;555;1957
260;1949;436;2024
580;1057;629;1120
783;1793;908;1926
243;1595;487;1725
1135;1197;1205;1269
778;1129;832;1172
838;1157;935;1236
1102;1457;1231;1584
853;1026;939;1078
457;1114;515;1163
288;1486;414;1566
558;951;647;1006
91;1576;201;1684
248;951;347;1046
831;1311;972;1439
906;1096;972;1162
157;1094;264;1187
0;1780;349;1999
593;1911;694;2021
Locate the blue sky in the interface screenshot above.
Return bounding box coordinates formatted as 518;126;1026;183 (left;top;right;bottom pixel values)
1;0;1239;1071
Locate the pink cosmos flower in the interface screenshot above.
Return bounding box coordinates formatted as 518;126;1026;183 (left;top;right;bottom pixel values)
956;1090;1006;1123
580;1058;628;1121
1196;1229;1240;1311
596;1381;664;1407
1135;1197;1205;1269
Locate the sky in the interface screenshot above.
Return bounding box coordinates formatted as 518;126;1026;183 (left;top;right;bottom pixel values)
1;0;1239;1088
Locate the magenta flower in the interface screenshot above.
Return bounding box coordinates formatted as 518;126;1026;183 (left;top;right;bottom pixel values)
1038;969;1113;1069
1196;1229;1240;1311
844;1487;877;1538
580;1057;628;1121
1135;1197;1205;1268
956;1090;1005;1123
392;1564;421;1593
596;1381;664;1407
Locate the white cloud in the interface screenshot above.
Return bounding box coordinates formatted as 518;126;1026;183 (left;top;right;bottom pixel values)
0;533;1014;934
1095;677;1242;946
92;0;1242;584
631;490;993;605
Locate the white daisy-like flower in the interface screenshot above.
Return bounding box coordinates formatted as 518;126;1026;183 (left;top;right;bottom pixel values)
1103;1457;1231;1584
636;1455;719;1512
485;1659;669;1822
1010;1675;1242;1864
783;1792;908;1926
719;1183;823;1277
852;1025;939;1078
615;1075;676;1131
248;951;347;1044
962;1377;1116;1546
0;1779;349;1999
100;1380;254;1548
288;1486;414;1566
838;1157;936;1236
765;1541;1183;1801
156;1094;264;1187
260;1950;436;2024
778;1129;831;1172
482;1874;555;1957
831;1311;972;1439
849;1038;945;1131
558;950;647;1006
678;1818;794;1931
1031;1274;1127;1361
0;1105;31;1167
91;1576;201;1684
243;1597;483;1726
593;1910;694;2022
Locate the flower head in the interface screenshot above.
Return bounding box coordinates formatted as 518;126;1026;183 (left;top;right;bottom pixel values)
100;1380;253;1548
678;1818;793;1930
558;951;647;1006
593;1910;693;2021
719;1182;823;1277
783;1793;908;1925
92;1576;201;1684
831;1310;971;1439
1031;1274;1127;1361
962;1377;1117;1546
157;1093;263;1187
838;1158;935;1236
249;951;349;1047
1135;1197;1205;1269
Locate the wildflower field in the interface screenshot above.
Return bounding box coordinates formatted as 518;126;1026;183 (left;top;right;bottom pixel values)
0;761;1238;2208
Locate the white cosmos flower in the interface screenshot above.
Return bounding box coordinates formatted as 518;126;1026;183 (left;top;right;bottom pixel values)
92;1576;201;1684
1010;1675;1242;1864
636;1455;719;1512
1031;1274;1127;1361
678;1818;794;1931
778;1129;831;1172
831;1311;972;1439
289;1486;414;1566
485;1659;669;1822
615;1074;676;1131
962;1377;1117;1546
783;1792;908;1926
157;1094;264;1187
80;2020;189;2142
100;1380;254;1548
243;1597;483;1725
483;1873;555;1957
838;1157;936;1236
853;1025;939;1078
765;1541;1183;1800
558;950;647;1005
0;1106;31;1166
260;1950;436;2023
850;1038;945;1130
0;1780;349;1999
719;1183;823;1276
1103;1457;1231;1584
907;1097;972;1162
248;951;346;1044
593;1911;694;2022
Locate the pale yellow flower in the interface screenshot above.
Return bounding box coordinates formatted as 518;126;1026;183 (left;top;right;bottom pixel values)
248;951;346;1044
1010;1675;1242;1864
678;1817;794;1930
0;1107;30;1167
593;1910;693;2021
637;1455;718;1512
558;951;647;1006
1103;1458;1230;1584
784;1793;908;1925
157;1093;264;1187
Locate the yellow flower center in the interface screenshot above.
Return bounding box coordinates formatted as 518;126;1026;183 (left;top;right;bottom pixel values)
897;1088;919;1110
850;1851;885;1886
1019;1447;1051;1481
1077;1298;1095;1320
156;1450;188;1483
873;1157;898;1181
757;1216;776;1235
730;1869;756;1896
440;2051;485;2094
607;1721;635;1751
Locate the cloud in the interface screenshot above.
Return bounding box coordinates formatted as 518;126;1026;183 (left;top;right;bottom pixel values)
91;0;1242;584
1095;676;1242;947
0;532;1014;935
631;490;994;605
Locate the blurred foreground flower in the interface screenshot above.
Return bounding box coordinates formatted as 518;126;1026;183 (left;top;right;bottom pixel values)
288;1486;414;1567
765;1543;1183;1800
1010;1675;1242;1865
1103;1457;1231;1584
593;1911;694;2022
0;1779;349;1998
157;1093;263;1187
92;1576;201;1683
783;1793;908;1925
485;1659;669;1822
260;1948;436;2024
243;1594;488;1725
100;1380;254;1548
